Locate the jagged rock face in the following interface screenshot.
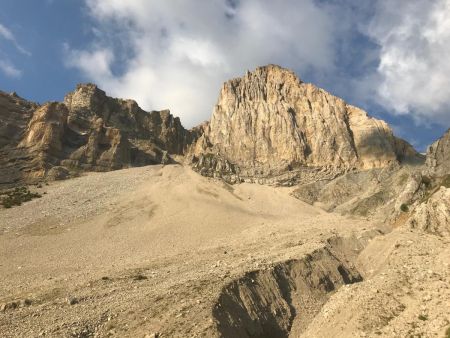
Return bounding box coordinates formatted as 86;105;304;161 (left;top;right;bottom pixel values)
407;187;450;237
20;102;68;153
0;91;37;149
60;117;132;171
64;84;192;155
0;92;41;186
192;65;420;181
426;129;450;178
0;85;194;188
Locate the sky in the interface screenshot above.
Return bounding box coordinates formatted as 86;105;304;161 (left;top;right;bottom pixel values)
0;0;449;152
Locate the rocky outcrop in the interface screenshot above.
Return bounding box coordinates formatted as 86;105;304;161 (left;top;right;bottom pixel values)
291;165;421;220
64;84;194;155
190;65;421;183
0;85;196;189
425;128;450;178
20;102;68;154
407;187;450;237
0;91;40;187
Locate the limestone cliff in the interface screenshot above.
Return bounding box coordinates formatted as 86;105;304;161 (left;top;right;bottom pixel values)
0;85;195;189
191;65;421;183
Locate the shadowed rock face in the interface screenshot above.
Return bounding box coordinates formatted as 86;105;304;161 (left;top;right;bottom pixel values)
426;128;450;178
190;65;421;182
0;85;195;188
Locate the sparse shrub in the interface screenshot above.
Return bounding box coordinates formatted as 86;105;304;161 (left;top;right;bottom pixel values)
0;186;42;209
400;204;409;212
445;326;450;338
132;274;147;281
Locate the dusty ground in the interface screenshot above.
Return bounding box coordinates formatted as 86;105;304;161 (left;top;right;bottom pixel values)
0;164;449;337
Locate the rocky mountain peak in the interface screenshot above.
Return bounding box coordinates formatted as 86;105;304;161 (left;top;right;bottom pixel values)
64;83;107;113
191;65;422;184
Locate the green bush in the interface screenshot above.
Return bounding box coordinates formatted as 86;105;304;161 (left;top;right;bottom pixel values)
0;186;42;209
400;204;409;212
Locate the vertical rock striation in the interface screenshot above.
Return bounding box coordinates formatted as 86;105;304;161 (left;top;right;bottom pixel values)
190;65;421;183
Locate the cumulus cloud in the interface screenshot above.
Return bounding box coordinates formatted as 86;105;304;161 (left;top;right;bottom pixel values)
64;43;114;80
65;0;450;129
368;0;450;125
65;0;344;127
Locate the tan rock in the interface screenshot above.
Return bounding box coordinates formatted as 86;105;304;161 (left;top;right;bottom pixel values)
0;84;196;188
191;65;419;181
19;102;68;153
407;187;450;237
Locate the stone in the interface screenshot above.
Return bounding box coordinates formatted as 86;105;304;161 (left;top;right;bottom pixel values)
46;166;70;181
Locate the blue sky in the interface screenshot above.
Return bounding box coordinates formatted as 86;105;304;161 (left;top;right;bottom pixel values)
1;0;449;152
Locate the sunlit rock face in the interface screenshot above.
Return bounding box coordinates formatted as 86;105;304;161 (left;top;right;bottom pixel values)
0;84;196;188
191;65;420;182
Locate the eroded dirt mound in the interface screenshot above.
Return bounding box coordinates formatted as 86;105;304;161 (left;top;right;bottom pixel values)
213;231;380;338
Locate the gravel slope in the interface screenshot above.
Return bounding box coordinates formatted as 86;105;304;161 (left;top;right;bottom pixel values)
0;164;448;337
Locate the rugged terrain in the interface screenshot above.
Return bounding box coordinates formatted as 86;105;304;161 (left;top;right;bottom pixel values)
1;65;449;337
0;85;196;189
0;165;449;337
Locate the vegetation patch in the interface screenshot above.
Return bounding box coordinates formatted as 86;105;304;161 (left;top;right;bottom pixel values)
418;314;428;321
400;204;409;212
0;186;42;208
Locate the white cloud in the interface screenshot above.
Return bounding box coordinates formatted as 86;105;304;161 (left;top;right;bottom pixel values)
0;59;22;78
64;44;114;80
0;22;31;56
367;0;450;125
65;0;344;127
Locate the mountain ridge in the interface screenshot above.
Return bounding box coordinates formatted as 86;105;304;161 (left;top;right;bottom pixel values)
0;64;424;189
